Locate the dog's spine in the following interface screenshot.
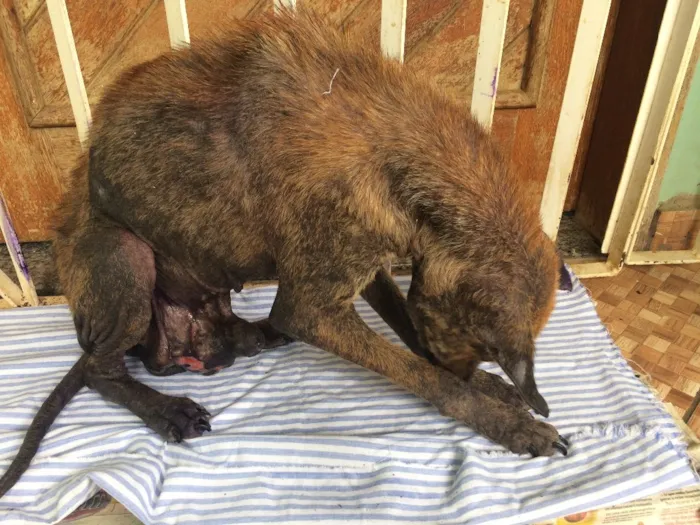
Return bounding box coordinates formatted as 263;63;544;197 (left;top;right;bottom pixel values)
0;354;87;498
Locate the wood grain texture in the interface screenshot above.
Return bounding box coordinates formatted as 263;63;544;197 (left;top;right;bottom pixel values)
0;46;63;241
575;0;667;242
14;0;41;26
509;0;582;207
27;0;153;110
586;264;700;425
28;0;266;127
0;0;46;121
563;0;620;211
633;35;700;251
1;0;579;241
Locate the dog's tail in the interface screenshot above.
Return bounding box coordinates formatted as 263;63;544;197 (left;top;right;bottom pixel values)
0;354;87;499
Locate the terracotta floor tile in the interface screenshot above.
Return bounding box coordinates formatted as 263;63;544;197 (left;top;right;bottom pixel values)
595;302;615;321
651;379;673;399
645;298;665;313
615;305;641;322
658;354;687;374
617;299;644;316
674;376;700;397
639;273;664;289
622;326;651;345
662;276;691;296
637;308;662;324
665;388;694;411
672;297;698;315
582;264;700;420
609;283;633;299
653;291;677;305
680;289;700;304
627;283;655;307
652;324;680;343
633;345;664;365
688;314;700;328
599;291;623;308
648;266;673;281
666;344;695;361
643;334;671;353
652;365;679;387
681;323;700;340
659;303;691;322
629;317;655;335
615;335;639;356
676;334;700;352
673;267;697;281
681;364;700;383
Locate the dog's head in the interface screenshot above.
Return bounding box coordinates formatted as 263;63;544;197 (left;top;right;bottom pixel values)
176;316;264;375
406;240;571;417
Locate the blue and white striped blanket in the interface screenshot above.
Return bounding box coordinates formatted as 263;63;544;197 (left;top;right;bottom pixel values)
0;273;697;524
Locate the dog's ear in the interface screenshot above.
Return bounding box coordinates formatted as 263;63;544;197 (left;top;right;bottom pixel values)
495;349;549;417
558;259;573;292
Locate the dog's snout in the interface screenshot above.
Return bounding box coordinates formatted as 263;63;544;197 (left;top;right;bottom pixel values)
228;324;264;357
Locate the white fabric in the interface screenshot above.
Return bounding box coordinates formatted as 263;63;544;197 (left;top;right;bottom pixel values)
0;273;697;524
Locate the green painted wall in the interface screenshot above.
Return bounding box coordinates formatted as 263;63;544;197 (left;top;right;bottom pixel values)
658;58;700;208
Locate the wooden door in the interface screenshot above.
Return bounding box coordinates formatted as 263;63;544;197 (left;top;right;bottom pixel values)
0;0;582;242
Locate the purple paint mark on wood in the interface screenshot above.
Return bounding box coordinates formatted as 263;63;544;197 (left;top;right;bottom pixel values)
480;67;499;98
489;67;498;97
0;195;31;281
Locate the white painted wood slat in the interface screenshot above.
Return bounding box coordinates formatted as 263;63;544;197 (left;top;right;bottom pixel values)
45;0;91;148
164;0;191;48
470;0;510;130
380;0;408;62
274;0;296;12
539;0;612;240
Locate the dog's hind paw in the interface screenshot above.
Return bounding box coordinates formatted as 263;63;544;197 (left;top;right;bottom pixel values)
148;398;212;442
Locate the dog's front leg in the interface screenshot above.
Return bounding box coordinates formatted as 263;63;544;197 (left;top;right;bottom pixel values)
362;267;530;411
268;284;567;457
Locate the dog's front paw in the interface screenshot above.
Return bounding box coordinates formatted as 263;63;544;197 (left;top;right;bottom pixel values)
471;369;529;410
500;410;568;457
254;319;296;349
148;398;212;442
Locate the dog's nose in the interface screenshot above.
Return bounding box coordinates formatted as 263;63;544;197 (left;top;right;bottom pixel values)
204;351;237;370
229;325;264;357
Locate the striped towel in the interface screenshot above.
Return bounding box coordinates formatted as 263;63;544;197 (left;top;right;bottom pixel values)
0;272;697;525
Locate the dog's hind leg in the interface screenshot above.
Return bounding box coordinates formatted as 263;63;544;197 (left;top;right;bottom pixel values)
56;217;210;442
361;267;529;410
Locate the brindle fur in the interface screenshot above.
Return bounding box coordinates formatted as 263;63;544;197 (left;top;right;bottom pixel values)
0;6;573;498
0;158;292;497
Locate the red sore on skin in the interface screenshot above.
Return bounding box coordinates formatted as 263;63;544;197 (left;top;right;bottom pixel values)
174;356;206;371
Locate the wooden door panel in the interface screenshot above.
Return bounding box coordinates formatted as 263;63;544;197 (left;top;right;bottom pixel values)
14;0;41;26
26;0;152;110
1;0;581;242
0;45;63;240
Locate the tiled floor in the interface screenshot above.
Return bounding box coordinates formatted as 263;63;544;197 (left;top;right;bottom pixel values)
583;263;700;435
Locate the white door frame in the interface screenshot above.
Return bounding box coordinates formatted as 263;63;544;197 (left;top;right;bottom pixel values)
540;0;700;278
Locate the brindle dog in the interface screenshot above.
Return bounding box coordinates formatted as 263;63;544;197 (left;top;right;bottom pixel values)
0;157;293;495
0;6;572;498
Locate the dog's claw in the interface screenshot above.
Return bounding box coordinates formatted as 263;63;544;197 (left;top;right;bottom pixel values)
526;445;539;457
553;442;568;456
558;435;569;447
